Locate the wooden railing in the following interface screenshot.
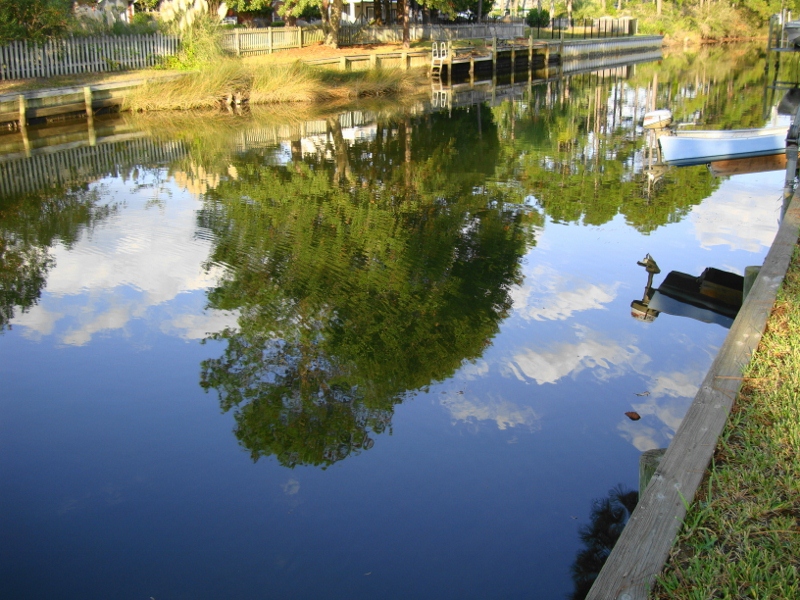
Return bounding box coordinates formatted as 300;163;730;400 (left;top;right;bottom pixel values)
0;34;179;80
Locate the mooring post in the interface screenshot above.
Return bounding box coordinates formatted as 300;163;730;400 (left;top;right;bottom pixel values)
18;94;26;128
469;55;474;85
528;32;533;69
18;95;30;157
447;42;452;86
492;36;497;75
83;86;94;119
743;266;761;301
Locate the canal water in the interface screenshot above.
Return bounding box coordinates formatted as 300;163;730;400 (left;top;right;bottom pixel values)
0;44;788;599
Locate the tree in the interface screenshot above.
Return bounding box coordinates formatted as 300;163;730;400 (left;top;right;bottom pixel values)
0;0;72;43
224;0;273;24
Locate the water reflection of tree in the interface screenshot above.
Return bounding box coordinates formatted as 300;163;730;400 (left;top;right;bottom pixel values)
488;44;769;233
0;187;112;331
199;109;540;468
570;485;639;600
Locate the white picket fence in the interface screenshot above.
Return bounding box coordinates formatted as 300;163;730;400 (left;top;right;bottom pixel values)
0;34;180;80
219;27;325;55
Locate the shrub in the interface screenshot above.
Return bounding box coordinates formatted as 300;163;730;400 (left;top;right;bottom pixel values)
0;0;72;43
526;8;550;28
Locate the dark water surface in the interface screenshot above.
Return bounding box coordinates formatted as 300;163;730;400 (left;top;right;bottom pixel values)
0;45;787;599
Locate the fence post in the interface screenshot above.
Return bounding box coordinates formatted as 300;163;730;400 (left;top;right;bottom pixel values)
235;29;241;55
401;50;408;70
269;27;273;54
340;56;347;70
298;27;303;49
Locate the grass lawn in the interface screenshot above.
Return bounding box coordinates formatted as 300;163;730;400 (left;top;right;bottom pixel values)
651;243;800;598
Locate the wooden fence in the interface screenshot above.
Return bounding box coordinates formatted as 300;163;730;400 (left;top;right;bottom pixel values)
218;23;527;54
219;27;325;55
0;34;180;80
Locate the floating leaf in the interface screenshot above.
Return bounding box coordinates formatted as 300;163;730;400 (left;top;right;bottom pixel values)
625;411;641;421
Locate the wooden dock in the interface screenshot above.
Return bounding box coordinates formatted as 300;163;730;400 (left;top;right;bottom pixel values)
0;35;662;129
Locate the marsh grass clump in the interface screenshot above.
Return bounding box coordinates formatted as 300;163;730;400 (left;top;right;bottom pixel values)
124;60;252;111
125;61;426;111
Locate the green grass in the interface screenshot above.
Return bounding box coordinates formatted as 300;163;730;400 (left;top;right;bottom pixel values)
651;244;800;599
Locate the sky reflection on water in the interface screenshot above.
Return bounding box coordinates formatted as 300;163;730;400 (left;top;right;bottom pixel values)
0;45;787;599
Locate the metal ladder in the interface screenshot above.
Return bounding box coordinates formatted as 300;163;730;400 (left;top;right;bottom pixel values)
430;41;449;84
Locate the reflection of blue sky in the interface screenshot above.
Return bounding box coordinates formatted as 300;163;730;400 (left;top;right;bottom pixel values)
442;171;783;449
691;171;784;254
10;176;238;345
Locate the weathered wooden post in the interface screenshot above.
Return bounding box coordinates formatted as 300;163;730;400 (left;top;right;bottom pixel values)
235;29;241;56
639;448;666;497
492;36;497;75
401;51;408;70
83;86;94;119
298;27;303;49
340;56;347;70
268;27;273;54
743;266;761;301
18;95;30;157
447;42;453;86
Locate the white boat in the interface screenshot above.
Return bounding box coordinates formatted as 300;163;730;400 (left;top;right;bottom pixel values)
642;109;673;129
658;126;788;167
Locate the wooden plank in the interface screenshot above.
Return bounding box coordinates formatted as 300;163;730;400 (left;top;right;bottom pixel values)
586;192;800;600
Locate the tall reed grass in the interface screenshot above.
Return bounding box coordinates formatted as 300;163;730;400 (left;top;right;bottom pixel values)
124;60;425;112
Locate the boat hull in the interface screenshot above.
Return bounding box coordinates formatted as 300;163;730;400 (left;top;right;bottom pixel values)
659;127;788;166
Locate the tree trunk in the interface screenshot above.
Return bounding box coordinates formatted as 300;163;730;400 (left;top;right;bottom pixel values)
402;0;410;48
321;0;331;35
373;0;383;24
383;0;391;23
326;0;343;48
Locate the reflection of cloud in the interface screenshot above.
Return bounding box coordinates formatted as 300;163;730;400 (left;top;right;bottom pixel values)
62;303;133;346
506;327;643;385
161;310;240;340
617;369;703;451
12;184;224;345
617;419;664;452
12;306;63;340
692;179;782;252
459;359;490;380
443;393;540;431
510;265;618;321
281;479;300;495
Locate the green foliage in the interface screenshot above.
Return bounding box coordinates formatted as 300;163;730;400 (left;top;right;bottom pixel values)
0;0;72;43
187;109;537;467
526;7;550;28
